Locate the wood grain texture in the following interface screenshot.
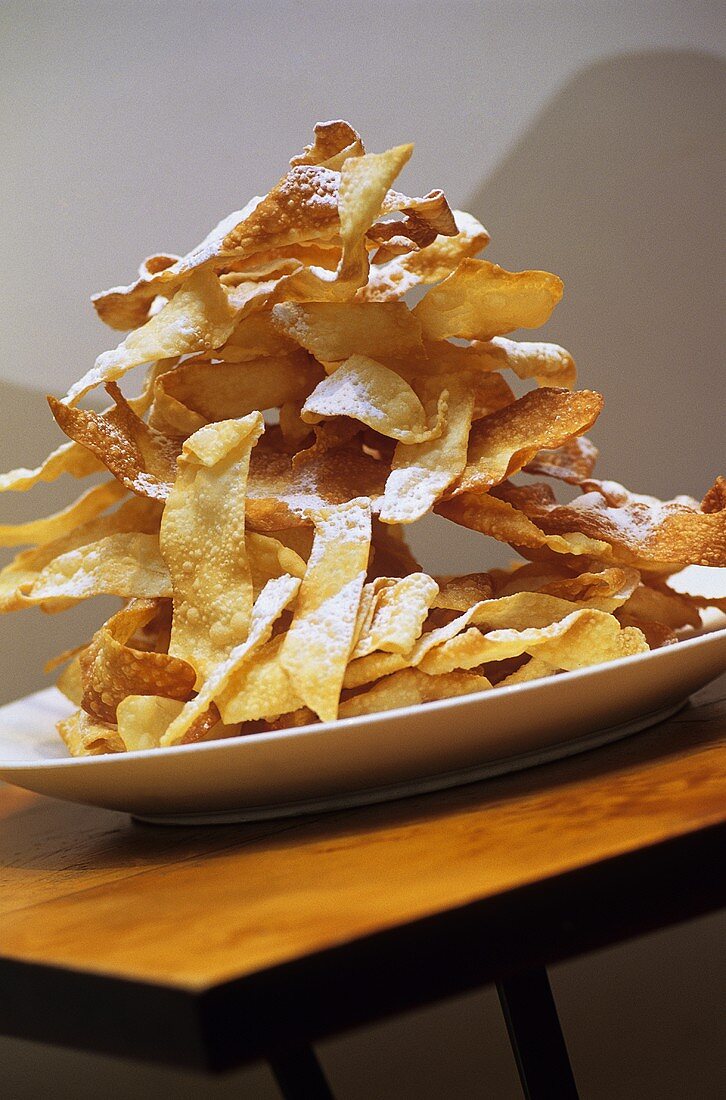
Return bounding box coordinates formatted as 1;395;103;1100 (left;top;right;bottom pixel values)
0;785;300;916
0;675;724;993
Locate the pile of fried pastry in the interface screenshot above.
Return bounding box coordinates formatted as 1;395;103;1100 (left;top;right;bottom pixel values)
1;120;723;755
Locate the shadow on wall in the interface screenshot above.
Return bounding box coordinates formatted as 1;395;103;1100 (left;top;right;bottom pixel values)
466;49;725;499
411;49;725;576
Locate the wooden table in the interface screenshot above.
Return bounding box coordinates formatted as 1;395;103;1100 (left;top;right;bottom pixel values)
1;674;725;1099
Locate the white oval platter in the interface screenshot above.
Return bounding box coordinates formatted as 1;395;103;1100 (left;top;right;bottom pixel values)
0;624;724;824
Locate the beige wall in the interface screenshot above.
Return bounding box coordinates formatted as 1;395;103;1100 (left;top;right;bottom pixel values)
1;2;724;1097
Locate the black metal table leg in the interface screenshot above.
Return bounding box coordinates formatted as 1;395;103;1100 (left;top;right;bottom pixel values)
497;967;580;1100
268;1044;335;1100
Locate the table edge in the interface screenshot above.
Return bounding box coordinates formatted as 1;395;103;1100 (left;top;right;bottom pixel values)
1;820;723;1072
